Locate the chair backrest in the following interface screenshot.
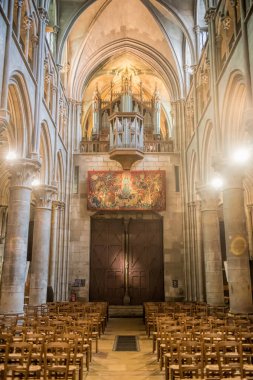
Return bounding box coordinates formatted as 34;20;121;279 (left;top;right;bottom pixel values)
44;341;71;379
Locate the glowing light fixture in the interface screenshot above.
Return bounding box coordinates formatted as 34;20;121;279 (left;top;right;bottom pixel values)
210;176;223;189
31;178;40;187
6;151;17;160
232;147;251;164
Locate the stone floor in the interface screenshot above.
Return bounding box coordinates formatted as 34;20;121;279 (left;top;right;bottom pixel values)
84;317;164;379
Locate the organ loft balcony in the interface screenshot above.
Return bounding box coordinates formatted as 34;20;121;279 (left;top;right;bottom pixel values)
109;112;144;170
79;67;174;169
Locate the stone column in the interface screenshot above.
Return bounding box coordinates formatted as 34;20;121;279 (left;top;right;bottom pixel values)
48;200;61;296
0;158;40;314
188;201;197;301
29;185;57;306
198;186;224;305
218;162;253;313
55;202;65;301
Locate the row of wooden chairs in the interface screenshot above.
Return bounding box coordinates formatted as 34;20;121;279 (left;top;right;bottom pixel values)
0;340;86;380
0;302;108;379
164;339;253;380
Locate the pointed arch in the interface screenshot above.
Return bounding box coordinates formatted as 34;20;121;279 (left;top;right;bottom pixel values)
7;71;33;157
221;70;247;156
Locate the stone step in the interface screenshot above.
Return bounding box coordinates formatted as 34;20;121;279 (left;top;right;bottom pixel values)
109;305;144;318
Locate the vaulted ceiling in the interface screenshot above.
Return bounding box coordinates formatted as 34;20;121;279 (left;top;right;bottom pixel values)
57;0;206;104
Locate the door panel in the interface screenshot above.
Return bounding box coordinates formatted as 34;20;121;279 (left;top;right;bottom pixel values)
129;219;164;305
90;217;164;305
90;219;125;304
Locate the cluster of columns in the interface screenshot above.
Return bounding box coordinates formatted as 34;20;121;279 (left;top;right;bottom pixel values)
0;158;61;314
198;161;253;314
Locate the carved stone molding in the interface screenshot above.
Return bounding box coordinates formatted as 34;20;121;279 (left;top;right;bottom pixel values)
52;200;62;211
222;15;232;30
33;185;57;209
32;35;39;47
23;15;32;30
38;8;49;24
8;158;41;188
205;7;216;24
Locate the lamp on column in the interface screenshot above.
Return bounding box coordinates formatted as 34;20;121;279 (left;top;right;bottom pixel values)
6;151;17;160
231;146;251;165
210;176;223;190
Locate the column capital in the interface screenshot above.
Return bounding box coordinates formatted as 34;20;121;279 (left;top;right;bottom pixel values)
52;200;63;210
205;7;216;24
38;8;49;24
193;25;201;34
33;185;57;209
23;15;32;30
8;158;41;188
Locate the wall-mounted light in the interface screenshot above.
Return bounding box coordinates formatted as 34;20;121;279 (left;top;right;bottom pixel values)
231;147;251;165
210;176;223;190
6;151;17;160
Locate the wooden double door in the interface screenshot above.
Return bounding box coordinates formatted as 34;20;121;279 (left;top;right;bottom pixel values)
89;217;164;305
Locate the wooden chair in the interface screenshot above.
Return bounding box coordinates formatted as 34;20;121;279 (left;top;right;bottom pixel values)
44;341;78;380
6;342;34;380
169;340;204;380
217;340;243;379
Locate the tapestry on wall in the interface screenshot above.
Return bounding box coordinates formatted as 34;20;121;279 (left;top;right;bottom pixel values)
87;170;166;211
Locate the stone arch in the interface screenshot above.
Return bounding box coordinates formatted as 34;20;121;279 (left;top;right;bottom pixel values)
74;43;181;101
221;70;248;157
7;71;33;157
39;122;53;185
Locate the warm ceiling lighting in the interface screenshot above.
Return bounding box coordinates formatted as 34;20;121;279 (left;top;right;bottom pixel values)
6;151;17;160
210;176;223;189
232;147;251;164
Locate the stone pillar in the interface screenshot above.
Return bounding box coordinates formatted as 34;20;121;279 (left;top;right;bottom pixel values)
29;185;57;306
198;186;224;305
0;158;40;314
219;162;253;313
55;202;65;301
48;200;60;296
187;202;197;301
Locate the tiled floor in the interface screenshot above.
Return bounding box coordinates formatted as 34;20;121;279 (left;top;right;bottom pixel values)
84;317;164;379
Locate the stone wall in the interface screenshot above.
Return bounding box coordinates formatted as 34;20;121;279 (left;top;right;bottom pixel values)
69;153;184;302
